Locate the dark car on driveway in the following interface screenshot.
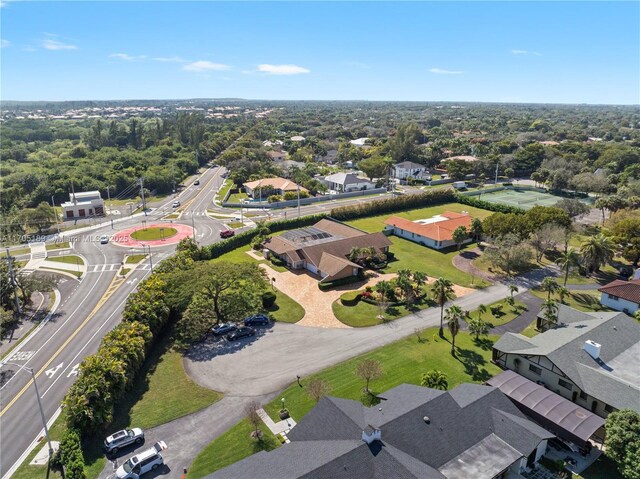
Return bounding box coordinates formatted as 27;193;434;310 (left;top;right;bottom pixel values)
220;230;235;238
227;326;255;341
244;314;269;326
212;322;237;336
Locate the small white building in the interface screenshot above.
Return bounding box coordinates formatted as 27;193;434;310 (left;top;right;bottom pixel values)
349;137;369;147
61;191;105;220
392;161;430;180
598;279;640;315
323;172;376;193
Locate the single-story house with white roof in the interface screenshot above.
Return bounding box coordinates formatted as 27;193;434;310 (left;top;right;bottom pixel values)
323;172;376;193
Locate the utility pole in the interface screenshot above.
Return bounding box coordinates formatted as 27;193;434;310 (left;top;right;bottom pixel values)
5;248;21;315
51;195;60;234
106;186;112;215
139;178;147;216
495;161;499;186
191;212;196;239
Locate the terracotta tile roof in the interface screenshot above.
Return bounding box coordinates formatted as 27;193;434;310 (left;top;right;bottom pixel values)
384;213;472;242
598;279;640;304
243;177;307;192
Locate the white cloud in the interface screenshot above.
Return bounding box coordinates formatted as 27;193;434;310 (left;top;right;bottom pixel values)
511;49;542;56
182;60;230;72
154;56;188;63
429;67;463;75
257;64;310;75
42;38;77;50
110;53;146;61
1;39;10;48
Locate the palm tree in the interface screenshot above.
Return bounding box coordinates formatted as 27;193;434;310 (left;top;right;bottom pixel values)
445;305;463;356
557;286;569;303
412;271;428;298
477;303;487;320
541;299;559;331
396;269;414;303
421;370;448;390
580;234;615;274
468;317;490;340
432;278;455;337
541;277;560;300
555;248;581;286
509;285;519;298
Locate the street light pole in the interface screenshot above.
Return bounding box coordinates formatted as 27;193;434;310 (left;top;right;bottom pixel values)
51;195;60;234
3;363;54;457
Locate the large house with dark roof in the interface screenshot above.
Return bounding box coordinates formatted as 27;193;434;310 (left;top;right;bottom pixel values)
263;218;391;282
384;211;473;250
598;278;640;315
493;305;640;418
207;383;553;479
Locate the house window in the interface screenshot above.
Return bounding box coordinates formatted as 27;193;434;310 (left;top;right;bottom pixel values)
579;391;587;400
528;364;542;375
604;404;615;413
558;379;573;391
608;294;618;301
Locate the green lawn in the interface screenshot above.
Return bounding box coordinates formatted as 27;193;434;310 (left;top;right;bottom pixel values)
266;289;305;323
332;293;433;327
131;227;178;241
217;179;233;201
45;242;70;251
190;328;501;477
46;255;85;266
1;247;30;257
520;319;539;338
227;191;250;203
227;221;245;229
344;203;493;288
125;254;147;264
530;289;608;312
42;267;82;278
467;299;526;328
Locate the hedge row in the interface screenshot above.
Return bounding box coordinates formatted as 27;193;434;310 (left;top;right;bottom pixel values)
54;429;86;479
318;275;363;291
330;189;456;221
340;290;362;306
201;213;328;259
455;193;526;215
63;321;153;432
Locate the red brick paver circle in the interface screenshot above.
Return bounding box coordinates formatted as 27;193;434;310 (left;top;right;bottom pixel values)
112;223;194;248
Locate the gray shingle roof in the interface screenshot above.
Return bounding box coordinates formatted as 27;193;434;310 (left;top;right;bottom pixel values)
207;383;551;479
494;308;640;412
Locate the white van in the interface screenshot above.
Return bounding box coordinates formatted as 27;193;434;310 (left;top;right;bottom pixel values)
116;441;167;478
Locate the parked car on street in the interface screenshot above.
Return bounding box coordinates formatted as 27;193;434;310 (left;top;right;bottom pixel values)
244;314;269;326
115;441;166;478
104;428;144;454
226;326;256;341
220;229;235;238
212;322;237;336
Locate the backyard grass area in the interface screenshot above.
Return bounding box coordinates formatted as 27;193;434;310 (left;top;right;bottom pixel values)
190;328;501;477
131;227;178;241
467;299;526;328
125;254;147;264
267;289;305;323
45;242;70;251
46;255;85;266
530;289;608;312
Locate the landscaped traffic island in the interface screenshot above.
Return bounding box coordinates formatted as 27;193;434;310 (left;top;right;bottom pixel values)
130;226;178;241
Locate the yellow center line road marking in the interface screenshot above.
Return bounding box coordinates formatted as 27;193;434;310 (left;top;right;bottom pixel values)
0;274;127;417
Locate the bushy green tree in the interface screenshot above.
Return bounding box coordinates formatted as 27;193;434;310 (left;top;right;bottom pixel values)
605;409;640;479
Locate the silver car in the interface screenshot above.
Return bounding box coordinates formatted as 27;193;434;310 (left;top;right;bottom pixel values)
116;441;167;478
104;428;144;454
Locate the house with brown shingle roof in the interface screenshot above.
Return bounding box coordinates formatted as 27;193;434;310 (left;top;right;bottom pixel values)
243;177;307;199
598;279;640;315
384;212;473;250
263;218;391;282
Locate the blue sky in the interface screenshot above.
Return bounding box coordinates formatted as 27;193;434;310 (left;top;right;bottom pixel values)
1;1;638;104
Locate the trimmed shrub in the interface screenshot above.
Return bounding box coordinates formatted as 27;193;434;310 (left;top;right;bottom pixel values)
268;195;283;203
340;291;362;306
455;193;525;214
56;429;86;479
319;275;362;291
262;291;277;308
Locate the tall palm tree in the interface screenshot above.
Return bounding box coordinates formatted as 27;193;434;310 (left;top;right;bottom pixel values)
509;285;519;298
541;277;560;300
541;299;559;331
555;248;581;286
432;278;455;337
445;305;463;356
580;234;615;274
412;271;428;298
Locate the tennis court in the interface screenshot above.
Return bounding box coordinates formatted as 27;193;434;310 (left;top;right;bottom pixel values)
474;188;589;210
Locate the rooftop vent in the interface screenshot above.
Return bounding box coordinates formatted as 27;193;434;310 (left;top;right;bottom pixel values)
583;340;601;360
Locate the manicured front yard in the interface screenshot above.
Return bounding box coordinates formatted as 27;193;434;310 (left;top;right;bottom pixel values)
332;296;430;327
467;299;526;328
530;289;608;312
267;289;305;323
190;328;501;477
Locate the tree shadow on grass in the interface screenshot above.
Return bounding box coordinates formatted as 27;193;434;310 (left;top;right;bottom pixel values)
455;348;493;382
472;337;495;351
